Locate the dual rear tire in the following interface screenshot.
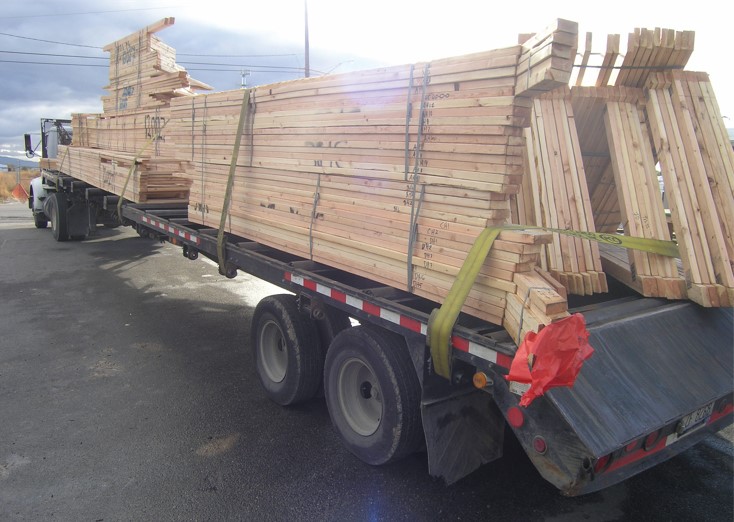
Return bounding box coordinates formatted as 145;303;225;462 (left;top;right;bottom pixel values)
251;294;423;465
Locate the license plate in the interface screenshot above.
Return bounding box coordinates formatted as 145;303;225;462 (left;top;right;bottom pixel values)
677;402;715;435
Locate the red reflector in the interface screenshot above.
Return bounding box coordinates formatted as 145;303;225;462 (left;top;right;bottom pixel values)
625;441;638;453
643;430;662;451
594;454;611;473
532;436;547;454
507;407;524;428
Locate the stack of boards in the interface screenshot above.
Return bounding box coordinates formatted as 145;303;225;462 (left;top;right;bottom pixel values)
56;17;211;203
55;17;733;348
162;19;578;342
515;27;733;307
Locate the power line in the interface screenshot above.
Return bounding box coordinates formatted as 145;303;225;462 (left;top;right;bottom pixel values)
187;67;304;75
0;31;305;60
0;49;316;72
0;50;106;60
0;59;317;75
0;59;106;68
178;60;306;71
0;31;100;49
178;52;302;58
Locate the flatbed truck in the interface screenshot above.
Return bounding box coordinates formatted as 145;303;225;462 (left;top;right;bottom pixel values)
25;132;733;496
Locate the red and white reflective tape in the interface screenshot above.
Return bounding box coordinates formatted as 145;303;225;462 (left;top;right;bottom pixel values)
604;402;734;475
141;216;200;244
285;271;511;369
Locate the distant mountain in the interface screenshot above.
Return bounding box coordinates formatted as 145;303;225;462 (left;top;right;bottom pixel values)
0;156;39;169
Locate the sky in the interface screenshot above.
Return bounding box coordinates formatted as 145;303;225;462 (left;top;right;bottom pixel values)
1;0;732;161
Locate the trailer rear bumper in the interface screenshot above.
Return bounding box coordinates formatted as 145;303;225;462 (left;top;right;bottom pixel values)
494;298;733;496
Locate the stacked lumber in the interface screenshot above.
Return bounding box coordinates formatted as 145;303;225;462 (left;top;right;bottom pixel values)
516;19;578;96
101;17;211;113
161;22;580;337
524;26;730;305
520;88;607;295
615;29;694;88
56;18;210;204
72;109;171;157
601;87;685;298
645;71;734;306
572;27;694;90
56;144;190;202
39;158;58;170
502;235;570;342
505;266;570;342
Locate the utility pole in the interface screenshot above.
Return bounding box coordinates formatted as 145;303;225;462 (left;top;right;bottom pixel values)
304;0;310;78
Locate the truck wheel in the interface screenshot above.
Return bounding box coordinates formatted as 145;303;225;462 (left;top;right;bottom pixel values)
252;294;322;406
48;193;69;242
324;326;423;466
33;212;48;229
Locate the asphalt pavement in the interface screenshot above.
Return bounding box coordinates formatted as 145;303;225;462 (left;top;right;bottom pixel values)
1;200;732;521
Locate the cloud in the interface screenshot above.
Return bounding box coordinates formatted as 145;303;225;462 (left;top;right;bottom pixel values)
2;0;730;158
0;0;385;154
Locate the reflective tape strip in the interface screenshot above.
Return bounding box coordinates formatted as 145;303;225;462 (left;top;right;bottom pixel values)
604;402;733;475
141;216;200;244
284;271;509;369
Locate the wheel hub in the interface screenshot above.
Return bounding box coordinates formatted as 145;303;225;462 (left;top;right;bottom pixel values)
338;357;382;436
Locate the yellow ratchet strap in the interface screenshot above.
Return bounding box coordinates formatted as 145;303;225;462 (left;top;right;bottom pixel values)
217;88;251;275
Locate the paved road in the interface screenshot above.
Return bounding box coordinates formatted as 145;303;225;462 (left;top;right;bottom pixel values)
1;200;732;521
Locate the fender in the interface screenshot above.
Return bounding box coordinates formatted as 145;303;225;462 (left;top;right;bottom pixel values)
29;176;48;214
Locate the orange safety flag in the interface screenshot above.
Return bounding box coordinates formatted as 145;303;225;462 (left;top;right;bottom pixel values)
505;313;594;407
11;183;29;203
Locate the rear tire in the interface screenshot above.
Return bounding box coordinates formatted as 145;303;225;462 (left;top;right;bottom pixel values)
324;326;423;466
48;193;69;242
252;294;323;406
33;212;48;229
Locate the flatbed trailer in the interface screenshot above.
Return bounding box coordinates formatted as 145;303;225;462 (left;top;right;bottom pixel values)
31;168;734;496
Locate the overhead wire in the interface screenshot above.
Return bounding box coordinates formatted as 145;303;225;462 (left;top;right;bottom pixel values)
0;30;328;76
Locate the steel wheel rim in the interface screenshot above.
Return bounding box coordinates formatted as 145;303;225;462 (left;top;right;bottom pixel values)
337;357;382;436
259;319;287;383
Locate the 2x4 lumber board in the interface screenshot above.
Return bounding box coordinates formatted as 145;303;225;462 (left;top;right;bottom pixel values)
513;272;568;315
515;19;578;96
645;78;717;304
668;75;734;289
595;34;620;87
539;97;581;274
575;32;593;86
616;28;694;89
604;100;679;285
675;72;734;285
556;93;603;274
193;206;513;323
551;95;589;274
528;100;564;272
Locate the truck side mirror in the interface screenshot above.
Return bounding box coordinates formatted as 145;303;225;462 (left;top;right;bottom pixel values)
24;134;34;156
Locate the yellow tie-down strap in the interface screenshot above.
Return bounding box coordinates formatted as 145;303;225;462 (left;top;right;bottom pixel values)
427;225;680;379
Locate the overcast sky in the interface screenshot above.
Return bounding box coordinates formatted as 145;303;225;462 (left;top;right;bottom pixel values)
1;0;732;160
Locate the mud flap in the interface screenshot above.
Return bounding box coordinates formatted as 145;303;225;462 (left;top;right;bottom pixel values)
67;201;94;238
422;386;505;484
